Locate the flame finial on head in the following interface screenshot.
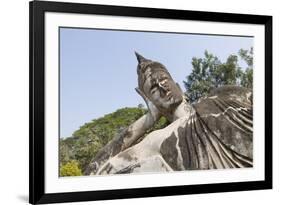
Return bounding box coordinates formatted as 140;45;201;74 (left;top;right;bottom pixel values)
135;51;148;63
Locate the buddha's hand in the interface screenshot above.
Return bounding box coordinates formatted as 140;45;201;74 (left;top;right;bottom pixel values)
135;87;161;121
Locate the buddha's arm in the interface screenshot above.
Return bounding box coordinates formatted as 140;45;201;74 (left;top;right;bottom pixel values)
84;88;160;175
121;88;161;150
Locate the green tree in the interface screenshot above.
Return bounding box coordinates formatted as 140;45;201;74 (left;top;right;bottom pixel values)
239;48;253;88
184;49;252;102
59;140;71;166
60;160;82;177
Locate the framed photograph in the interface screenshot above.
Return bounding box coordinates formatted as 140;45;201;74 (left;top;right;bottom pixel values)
29;0;272;204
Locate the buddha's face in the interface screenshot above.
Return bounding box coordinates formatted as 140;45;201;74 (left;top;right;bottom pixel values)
136;53;183;112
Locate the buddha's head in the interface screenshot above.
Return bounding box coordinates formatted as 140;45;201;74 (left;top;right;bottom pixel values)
135;52;183;114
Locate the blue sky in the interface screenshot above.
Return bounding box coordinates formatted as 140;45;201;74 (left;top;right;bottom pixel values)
60;27;253;138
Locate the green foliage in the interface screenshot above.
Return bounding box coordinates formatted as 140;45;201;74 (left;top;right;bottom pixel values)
59;140;71;165
239;48;253;88
239;47;253;67
59;107;168;174
184;48;253;102
60;160;82;177
153;116;169;130
241;68;253;88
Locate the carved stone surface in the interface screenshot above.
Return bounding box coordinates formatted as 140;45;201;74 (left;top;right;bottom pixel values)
85;53;253;175
160;86;253;171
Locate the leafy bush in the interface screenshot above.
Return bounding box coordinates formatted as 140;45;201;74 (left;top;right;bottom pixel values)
60;160;82;177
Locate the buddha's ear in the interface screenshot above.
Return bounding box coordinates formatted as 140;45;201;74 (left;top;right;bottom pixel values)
135;51;147;63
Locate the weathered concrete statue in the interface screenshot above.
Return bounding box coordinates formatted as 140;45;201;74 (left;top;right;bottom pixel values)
85;52;253;175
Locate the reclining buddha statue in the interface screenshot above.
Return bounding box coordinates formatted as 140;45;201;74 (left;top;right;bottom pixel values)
85;52;253;175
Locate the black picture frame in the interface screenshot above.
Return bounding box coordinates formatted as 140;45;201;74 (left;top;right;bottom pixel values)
29;0;272;204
